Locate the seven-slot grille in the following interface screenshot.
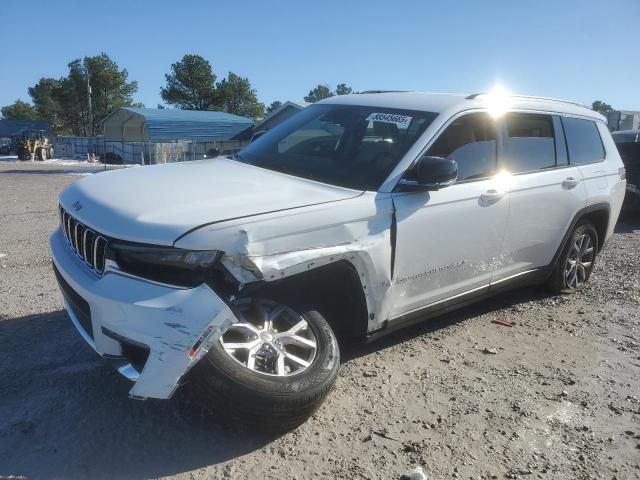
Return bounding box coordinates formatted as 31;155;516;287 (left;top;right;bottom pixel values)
59;206;107;275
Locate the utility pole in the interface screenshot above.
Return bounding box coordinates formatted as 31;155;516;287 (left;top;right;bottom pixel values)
85;62;93;137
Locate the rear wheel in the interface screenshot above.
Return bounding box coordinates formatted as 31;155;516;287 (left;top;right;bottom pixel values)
192;298;340;431
549;221;598;294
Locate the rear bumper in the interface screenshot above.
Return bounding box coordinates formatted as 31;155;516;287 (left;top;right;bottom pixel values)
50;227;238;399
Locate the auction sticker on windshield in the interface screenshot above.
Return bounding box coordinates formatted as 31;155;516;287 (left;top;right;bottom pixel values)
366;112;413;128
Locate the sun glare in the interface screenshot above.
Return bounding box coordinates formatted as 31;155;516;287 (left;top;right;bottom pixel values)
494;169;513;190
485;84;512;118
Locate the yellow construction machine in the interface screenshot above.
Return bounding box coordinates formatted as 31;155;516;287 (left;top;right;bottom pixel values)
16;131;54;161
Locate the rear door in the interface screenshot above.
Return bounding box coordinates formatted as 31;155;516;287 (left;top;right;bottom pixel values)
494;112;588;282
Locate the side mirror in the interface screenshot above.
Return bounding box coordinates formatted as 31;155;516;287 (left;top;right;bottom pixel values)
399;156;458;191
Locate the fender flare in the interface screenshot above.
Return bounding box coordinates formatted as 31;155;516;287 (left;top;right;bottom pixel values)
550;203;610;269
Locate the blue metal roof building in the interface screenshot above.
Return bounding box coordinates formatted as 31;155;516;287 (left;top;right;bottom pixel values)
0;119;50;138
101;107;253;142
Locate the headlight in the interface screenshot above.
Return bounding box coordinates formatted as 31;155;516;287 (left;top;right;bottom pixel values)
107;242;221;287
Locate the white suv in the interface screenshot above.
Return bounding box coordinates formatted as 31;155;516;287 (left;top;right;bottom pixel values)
50;92;626;429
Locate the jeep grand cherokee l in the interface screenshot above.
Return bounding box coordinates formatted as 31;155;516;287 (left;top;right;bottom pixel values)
50;92;625;429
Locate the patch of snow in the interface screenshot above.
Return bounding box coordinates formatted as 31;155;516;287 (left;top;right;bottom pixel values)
62;171;95;176
0;155;142;169
42;159;93;166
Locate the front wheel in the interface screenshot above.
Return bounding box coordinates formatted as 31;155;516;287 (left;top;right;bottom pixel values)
191;298;340;431
18;147;30;161
549;220;598;294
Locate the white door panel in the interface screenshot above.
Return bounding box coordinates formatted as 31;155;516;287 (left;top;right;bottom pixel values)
495;168;587;281
390;177;509;317
577;162;609;205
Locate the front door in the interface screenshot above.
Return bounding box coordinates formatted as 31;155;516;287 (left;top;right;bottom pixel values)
389;112;510;318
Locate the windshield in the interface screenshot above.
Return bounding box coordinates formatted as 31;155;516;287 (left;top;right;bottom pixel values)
235;104;438;190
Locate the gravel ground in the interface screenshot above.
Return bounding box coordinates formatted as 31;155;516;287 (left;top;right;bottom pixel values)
1;159;639;480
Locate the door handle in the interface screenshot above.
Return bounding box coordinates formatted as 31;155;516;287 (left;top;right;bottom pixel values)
480;189;505;202
562;177;581;189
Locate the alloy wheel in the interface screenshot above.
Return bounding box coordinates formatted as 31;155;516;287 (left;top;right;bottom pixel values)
219;299;318;377
565;233;595;289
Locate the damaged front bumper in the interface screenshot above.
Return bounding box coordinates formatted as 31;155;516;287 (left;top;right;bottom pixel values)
49;227;238;399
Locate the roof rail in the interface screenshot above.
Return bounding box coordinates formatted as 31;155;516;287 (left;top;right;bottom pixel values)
511;95;589;109
466;93;588;109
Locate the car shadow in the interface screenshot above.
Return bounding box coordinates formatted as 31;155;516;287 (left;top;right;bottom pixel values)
0;310;278;480
341;284;550;362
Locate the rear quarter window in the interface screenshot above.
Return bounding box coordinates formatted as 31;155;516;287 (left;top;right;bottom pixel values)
562;117;605;165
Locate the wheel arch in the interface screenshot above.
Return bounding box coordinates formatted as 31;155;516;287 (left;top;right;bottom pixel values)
580;205;609;251
242;259;370;341
553;203;611;267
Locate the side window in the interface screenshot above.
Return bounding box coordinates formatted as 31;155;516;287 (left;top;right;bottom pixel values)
504;113;556;173
562;117;605;164
427;113;497;182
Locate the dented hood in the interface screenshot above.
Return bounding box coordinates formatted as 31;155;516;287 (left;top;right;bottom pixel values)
59;158;362;245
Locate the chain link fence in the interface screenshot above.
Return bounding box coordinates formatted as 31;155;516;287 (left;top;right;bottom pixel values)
53;137;247;165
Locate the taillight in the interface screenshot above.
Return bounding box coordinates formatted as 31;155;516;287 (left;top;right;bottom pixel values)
619;167;626;180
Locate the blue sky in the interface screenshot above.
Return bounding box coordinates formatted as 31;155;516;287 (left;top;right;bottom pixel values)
1;0;638;112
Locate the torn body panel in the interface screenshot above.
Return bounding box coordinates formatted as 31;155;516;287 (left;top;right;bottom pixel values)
50;228;237;399
175;191;396;333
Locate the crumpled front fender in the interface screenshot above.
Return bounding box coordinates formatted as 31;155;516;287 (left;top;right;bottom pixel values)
175;192;396;332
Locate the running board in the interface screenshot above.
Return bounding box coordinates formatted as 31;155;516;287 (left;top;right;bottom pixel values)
367;267;551;342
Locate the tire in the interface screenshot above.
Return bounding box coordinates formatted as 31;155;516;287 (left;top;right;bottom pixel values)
18;147;29;161
191;299;340;431
548;220;598;294
39;148;47;161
